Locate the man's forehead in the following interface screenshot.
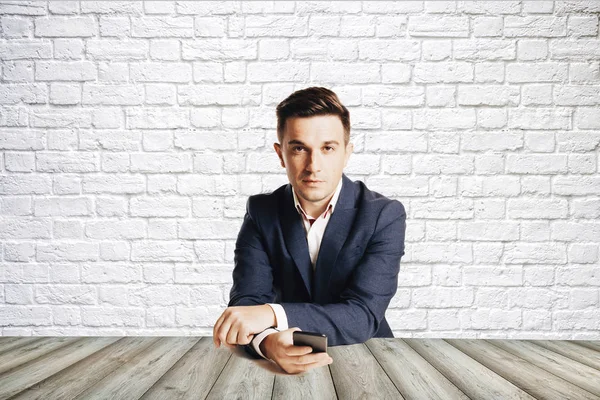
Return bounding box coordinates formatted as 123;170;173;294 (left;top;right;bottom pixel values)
283;116;345;143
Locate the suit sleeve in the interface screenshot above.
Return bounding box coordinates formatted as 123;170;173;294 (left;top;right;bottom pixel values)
228;197;278;359
280;200;406;346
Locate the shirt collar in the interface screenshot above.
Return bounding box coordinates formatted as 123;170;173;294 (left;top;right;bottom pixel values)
292;177;343;220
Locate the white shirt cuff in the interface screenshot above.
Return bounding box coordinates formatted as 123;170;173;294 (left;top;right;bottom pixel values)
252;328;279;361
267;303;288;331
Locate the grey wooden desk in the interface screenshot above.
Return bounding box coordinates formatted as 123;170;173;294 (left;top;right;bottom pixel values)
0;337;599;399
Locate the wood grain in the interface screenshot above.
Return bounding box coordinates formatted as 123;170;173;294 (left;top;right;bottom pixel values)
0;337;119;400
404;338;536;400
447;339;600;400
489;339;600;397
532;340;600;371
0;336;80;374
72;337;199;400
328;342;402;400
366;338;468;400
11;337;159;400
272;364;337;400
140;337;231;400
0;337;41;354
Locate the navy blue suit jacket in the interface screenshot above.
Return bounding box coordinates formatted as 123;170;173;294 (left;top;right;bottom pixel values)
228;173;406;359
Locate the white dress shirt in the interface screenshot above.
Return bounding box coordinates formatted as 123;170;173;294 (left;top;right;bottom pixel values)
251;177;344;361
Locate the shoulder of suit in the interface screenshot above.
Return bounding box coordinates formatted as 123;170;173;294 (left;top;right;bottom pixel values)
355;179;406;216
245;183;286;217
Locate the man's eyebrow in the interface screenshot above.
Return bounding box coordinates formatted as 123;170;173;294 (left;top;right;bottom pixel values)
287;139;340;146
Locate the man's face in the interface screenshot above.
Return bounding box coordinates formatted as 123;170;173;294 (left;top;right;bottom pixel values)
274;115;353;212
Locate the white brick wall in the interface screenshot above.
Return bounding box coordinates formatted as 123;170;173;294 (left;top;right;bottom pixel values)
0;1;598;339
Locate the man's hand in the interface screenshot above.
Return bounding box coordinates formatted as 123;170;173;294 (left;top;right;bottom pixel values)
213;304;277;348
261;327;333;374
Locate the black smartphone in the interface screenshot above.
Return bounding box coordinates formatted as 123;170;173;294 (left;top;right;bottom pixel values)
293;331;328;353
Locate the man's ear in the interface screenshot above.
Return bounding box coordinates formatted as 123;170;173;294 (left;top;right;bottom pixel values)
344;142;354;167
273;142;285;168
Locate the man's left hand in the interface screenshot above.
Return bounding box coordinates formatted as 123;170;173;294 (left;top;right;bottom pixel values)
213;304;276;348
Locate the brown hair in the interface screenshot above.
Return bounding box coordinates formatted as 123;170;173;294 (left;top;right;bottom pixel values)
276;87;350;145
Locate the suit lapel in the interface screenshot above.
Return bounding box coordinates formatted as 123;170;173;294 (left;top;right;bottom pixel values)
281;184;313;297
313;174;357;302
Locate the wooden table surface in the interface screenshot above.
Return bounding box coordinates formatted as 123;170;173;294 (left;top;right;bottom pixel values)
0;337;599;399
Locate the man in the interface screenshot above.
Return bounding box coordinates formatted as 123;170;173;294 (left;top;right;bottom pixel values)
213;87;406;374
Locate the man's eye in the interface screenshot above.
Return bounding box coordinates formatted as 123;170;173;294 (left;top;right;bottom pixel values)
324;146;334;152
293;146;305;152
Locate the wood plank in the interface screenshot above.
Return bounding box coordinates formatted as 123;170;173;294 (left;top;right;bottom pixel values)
11;337;159;400
489;339;600;397
404;338;535;400
0;337;80;374
574;340;600;354
366;338;468;400
272;364;337;400
447;339;600;400
0;337;120;399
73;337;199;400
204;348;275;400
328;342;403;400
532;340;600;371
140;337;231;400
0;337;41;354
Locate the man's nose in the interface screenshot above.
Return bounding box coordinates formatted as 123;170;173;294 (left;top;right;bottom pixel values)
306;152;322;172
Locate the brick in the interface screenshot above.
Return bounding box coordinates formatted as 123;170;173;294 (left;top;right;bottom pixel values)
409;15;469;37
414;155;474;174
363;1;423;13
475;62;504;83
568;16;599;37
131;196;190;217
182;39;256;60
555;1;600;14
37;242;98;261
131;17;194;37
458;85;519;106
460;176;520;197
363;86;424;107
100;241;130;261
0;83;46;105
150;39;179;61
131;63;192;82
1;16;32;38
0;41;52;60
194;17;227;37
0;306;51;326
429;176;458;198
462;131;522;151
459;222;519;241
80;1;143;14
145;83;176;106
36;285;96;305
245;15;307;37
176;1;240;15
358;40;421;61
570;63;600;83
179;219;241;239
130;153;191;173
126;108;188;129
2;61;34;82
0;129;44;150
82;85;143;106
83;175;145;194
340;15;375;37
523;1;554;13
508;198;569;219
473;17;503;37
99;16;130;37
86;39;148;60
505;16;567;37
524;131;555;152
375;15;407;38
572;199;600;218
414;109;476;130
517;40;548;61
507;62;568;83
555;86;600;106
4;152;34;172
82;307;144;327
35;17;96;37
36;61;96;81
258;39;289;60
414;62;473;83
178;85;261;106
412;242;472;263
569;244;599;264
130;286;189;307
0;2;45;15
422;40;451;61
365;132;427;152
506;154;567;174
464;266;523;286
34;197;93;217
413;287;474;308
522;84;552;106
132;241;194;262
504;243;566;264
454;39;515;60
50;83;80;105
552;222;600;242
576;107;600;129
37;152;98;173
365;176;428;197
247;62;309;82
457;1;521;14
5;284;34;304
508;108;571;130
85;220;147;240
80;130;139;152
550;39;600;60
411;198;473;219
509;288;567;309
568;154;596;174
49;1;79;14
4;242;35;262
426;86;455;107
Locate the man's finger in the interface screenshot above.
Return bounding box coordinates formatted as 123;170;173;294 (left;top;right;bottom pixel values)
294;352;332;365
285;346;313;356
226;322;239;346
213;313;225;347
218;319;233;348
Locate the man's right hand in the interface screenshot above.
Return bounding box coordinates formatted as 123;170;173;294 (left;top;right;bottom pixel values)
260;327;333;374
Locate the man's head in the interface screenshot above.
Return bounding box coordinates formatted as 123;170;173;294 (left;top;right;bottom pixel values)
273;87;353;216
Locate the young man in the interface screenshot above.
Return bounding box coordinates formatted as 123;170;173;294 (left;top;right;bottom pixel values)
213;87;406;374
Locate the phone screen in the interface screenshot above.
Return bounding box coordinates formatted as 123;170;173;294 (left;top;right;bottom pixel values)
293;331;328;353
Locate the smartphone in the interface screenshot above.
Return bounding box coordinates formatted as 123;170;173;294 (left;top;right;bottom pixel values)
293;331;328;353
